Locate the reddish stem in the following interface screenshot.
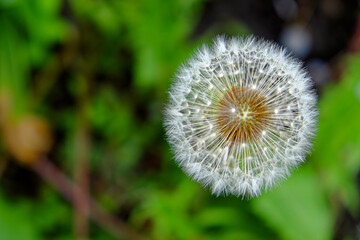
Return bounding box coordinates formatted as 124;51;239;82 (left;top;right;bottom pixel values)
32;158;146;240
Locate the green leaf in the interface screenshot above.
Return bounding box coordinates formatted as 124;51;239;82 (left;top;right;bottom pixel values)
313;55;360;212
251;167;333;240
0;193;39;240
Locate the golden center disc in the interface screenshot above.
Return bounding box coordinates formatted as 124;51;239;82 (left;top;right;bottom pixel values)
216;87;269;143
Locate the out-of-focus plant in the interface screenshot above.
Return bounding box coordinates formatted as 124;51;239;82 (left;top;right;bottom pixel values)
313;56;360;212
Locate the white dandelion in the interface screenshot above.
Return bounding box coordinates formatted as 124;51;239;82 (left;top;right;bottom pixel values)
164;35;318;198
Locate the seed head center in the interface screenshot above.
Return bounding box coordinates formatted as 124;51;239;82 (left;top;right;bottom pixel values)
236;106;253;121
216;87;269;143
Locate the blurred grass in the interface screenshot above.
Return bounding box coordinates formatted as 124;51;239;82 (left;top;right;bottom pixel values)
0;0;359;239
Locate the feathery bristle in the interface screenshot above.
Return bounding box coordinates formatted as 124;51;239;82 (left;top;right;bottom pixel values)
164;35;318;198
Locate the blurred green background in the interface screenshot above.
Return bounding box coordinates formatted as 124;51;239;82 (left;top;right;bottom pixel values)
0;0;360;239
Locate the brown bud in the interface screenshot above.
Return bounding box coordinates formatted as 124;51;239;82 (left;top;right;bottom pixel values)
2;115;53;165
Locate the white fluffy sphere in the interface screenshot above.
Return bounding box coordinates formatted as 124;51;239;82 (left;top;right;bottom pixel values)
164;35;318;198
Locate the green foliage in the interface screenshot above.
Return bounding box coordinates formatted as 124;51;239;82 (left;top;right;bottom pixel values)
0;192;39;240
0;0;66;66
87;86;143;172
132;178;278;240
252;167;333;240
118;0;205;93
0;0;66;114
0;189;72;240
313;55;360;212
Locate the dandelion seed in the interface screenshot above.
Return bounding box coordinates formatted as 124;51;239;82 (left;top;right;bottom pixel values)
164;35;318;198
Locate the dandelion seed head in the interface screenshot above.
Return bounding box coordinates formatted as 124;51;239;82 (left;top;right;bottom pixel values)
164;35;318;198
